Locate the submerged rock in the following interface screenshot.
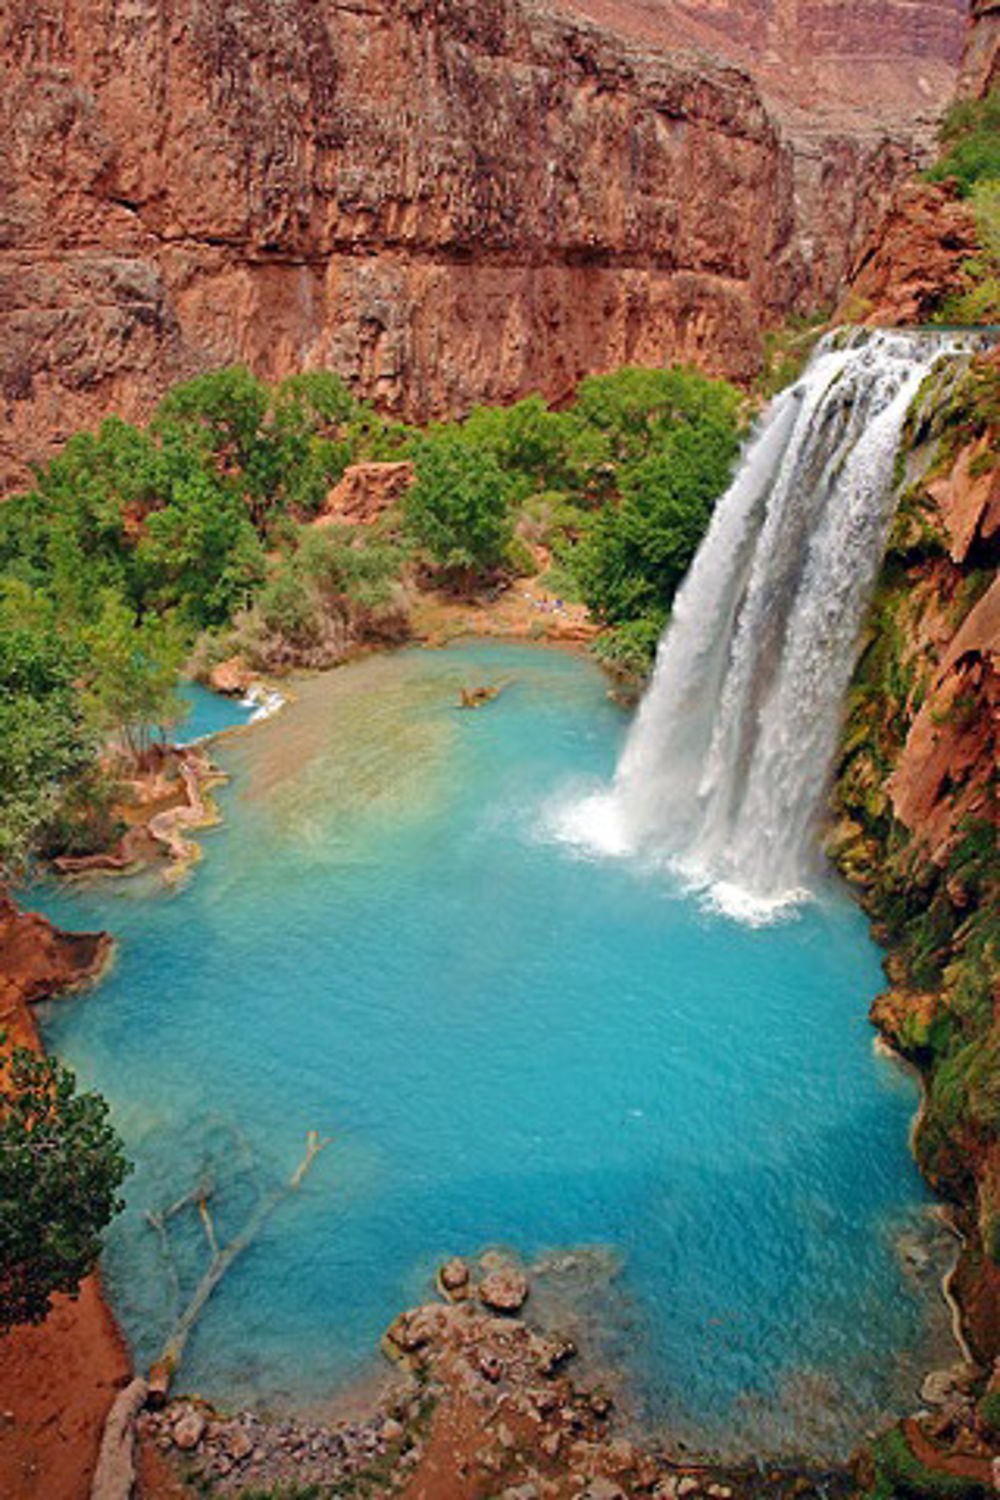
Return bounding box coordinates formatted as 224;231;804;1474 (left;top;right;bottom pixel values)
480;1267;529;1314
438;1256;472;1302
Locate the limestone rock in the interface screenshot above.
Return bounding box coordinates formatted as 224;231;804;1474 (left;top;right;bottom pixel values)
225;1425;254;1462
576;1479;626;1500
480;1267;529;1314
437;1257;472;1302
172;1408;206;1450
318;463;415;528
208;657;254;698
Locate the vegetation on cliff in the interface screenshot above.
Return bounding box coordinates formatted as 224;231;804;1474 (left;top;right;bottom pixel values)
831;354;999;1371
928;86;1000;324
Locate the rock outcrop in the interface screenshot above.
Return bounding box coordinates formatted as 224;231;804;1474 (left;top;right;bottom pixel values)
959;0;1000;98
0;892;111;1049
830;352;999;1369
839;179;978;327
0;0;966;492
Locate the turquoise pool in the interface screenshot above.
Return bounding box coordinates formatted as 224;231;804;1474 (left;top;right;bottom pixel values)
36;644;950;1457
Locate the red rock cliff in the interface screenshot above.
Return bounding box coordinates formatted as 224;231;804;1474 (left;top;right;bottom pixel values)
959;0;1000;95
0;0;966;490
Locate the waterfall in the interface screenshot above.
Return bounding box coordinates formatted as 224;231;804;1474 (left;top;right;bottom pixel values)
558;329;977;918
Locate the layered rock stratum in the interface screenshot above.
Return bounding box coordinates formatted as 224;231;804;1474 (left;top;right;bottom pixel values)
0;0;969;491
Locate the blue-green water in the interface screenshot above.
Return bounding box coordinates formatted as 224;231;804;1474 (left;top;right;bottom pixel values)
36;645;948;1457
174;682;260;743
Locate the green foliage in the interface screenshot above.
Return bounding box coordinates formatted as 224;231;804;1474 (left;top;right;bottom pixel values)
404;435;516;583
928;87;1000;197
235;526;407;670
591;615;666;680
929;104;1000;323
135;462;266;626
81;594;190;759
869;1425;990;1499
978;1390;1000;1438
0;1042;131;1330
569;374;740;656
0;594;91;878
572;365;740;467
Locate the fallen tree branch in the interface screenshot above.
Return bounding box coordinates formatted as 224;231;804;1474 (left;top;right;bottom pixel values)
151;1131;331;1388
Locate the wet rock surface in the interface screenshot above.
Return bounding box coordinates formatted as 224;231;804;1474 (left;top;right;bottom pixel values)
145;1254;858;1499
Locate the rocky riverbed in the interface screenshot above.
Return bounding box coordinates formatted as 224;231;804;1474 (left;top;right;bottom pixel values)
143;1255;856;1500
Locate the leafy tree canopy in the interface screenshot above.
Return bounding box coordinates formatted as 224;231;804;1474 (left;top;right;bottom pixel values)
0;1042;131;1331
404;436;517;582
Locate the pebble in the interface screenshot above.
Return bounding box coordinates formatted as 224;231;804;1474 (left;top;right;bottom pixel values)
577;1479;626;1500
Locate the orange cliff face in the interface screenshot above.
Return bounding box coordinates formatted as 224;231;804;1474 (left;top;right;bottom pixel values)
0;0;967;491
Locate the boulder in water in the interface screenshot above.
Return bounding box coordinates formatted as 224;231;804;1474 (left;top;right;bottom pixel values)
480;1267;529;1313
459;685;501;709
437;1257;472;1302
172;1407;206;1450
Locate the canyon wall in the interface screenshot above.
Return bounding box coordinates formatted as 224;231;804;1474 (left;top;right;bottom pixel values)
960;0;1000;95
0;0;966;492
831;355;1000;1362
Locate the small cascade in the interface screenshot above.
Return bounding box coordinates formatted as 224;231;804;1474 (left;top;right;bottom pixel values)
563;329;981;915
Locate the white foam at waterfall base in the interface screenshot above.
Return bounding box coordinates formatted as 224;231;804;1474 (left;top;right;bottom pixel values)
551;329;972;922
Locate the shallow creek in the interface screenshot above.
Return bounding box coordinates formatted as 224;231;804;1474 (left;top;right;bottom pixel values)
36;643;954;1458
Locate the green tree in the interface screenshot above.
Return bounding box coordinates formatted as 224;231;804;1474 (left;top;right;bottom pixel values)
136;465;266;626
403;436;515;584
571;384;740;638
0;1043;131;1330
0;594;91;878
82;594;190;760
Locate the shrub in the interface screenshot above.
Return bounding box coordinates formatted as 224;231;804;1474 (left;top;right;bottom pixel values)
0;1043;131;1330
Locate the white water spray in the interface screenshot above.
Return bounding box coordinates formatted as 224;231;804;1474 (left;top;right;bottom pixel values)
557;330;979;916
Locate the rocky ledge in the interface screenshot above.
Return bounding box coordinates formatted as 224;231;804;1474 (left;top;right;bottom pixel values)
145;1254;853;1500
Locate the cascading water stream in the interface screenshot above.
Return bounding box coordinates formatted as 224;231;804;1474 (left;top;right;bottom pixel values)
558;329;980;916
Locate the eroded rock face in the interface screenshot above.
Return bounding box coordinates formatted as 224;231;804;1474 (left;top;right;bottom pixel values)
889;571;1000;865
839;179;978;327
0;892;111;1048
0;0;965;491
959;0;1000;97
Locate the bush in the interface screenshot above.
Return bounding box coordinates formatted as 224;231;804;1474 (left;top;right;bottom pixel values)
592;615;666;680
928;88;1000;197
0;1043;131;1330
404;436;515;585
869;1424;990;1499
235;527;408;671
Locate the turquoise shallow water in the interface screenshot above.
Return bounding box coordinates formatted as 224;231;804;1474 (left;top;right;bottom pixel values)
175;681;258;742
37;644;949;1457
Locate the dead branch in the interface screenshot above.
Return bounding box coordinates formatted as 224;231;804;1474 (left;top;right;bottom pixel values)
151;1132;331;1385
